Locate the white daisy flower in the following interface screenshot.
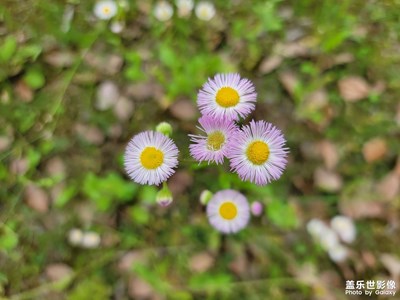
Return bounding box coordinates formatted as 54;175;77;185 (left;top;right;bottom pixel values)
318;226;339;251
306;218;329;238
176;0;194;17
154;1;174;22
328;243;348;263
124;131;179;185
207;189;250;234
81;231;101;249
197;73;257;121
68;228;83;246
195;1;215;21
330;215;356;243
94;0;118;20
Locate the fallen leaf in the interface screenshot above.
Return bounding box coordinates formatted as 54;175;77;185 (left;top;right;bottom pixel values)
317;140;339;170
15;80;33;102
376;172;400;201
45;263;73;282
314;168;343;192
338;76;370;102
10;158;29;175
128;277;154;299
339;200;385;220
75;124;105;145
25;184;50;213
169;99;197;121
189;252;214;273
258;55;282;74
118;251;146;273
113;97;134;121
45;157;66;177
279;71;299;97
96;81;119;111
0;136;11;152
362;137;387;163
44;51;74;68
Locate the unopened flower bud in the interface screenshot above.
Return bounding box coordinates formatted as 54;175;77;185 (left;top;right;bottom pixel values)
156;182;173;206
156;122;173;137
199;190;213;205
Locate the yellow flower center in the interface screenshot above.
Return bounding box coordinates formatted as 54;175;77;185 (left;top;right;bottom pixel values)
207;131;225;151
103;6;110;14
140;147;164;169
246;141;270;165
215;87;240;108
219;201;237;220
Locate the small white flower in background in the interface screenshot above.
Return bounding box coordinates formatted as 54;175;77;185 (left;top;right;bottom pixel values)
94;0;118;20
250;201;263;217
328;243;348;262
195;1;215;21
68;228;83;246
110;21;124;33
81;231;101;249
176;0;194;17
330;215;356;243
318;226;339;251
306;218;329;238
154;1;174;22
199;190;213;205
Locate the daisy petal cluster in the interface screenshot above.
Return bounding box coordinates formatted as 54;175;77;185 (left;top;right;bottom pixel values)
190;73;289;185
94;0;118;20
154;1;174;22
124;130;179;185
307;215;356;263
207;189;250;234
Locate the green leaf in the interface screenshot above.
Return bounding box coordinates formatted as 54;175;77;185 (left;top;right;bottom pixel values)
0;36;17;62
267;200;299;230
67;277;111;300
23;68;45;89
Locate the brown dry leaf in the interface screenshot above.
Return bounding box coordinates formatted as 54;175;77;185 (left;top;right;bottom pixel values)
229;254;248;276
189;252;214;273
169;99;197;121
380;254;400;280
113;97;134;121
25;184;50;213
85;53;123;75
258;55;283;74
45;263;73;282
376;172;400;201
314;167;343;192
10;158;29;175
125;82;164;101
75;124;105;145
362;137;387;163
168;170;193;196
361;251;376;268
274;41;311;58
15;80;33;102
0;136;11;152
44;51;74;68
107;124;123;139
339;200;385;220
50;182;65;204
338;76;370;102
304;89;328;110
279;71;299;97
45;157;66;177
317;140;339;170
118;251;146;273
300;141;320;160
128;277;154;300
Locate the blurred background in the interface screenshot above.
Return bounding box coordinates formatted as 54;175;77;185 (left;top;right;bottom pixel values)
0;0;400;299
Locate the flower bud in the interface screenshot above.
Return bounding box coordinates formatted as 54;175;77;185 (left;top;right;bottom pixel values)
156;122;173;137
199;190;213;205
156;182;173;207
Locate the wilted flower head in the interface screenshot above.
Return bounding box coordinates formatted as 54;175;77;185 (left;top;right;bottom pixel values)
154;1;174;21
195;1;215;21
199;190;213;205
330;215;356;243
156;182;173;206
250;201;263;216
124;131;179;185
207;189;250;234
94;0;118;20
176;0;194;17
228;120;289;185
328;243;348;263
